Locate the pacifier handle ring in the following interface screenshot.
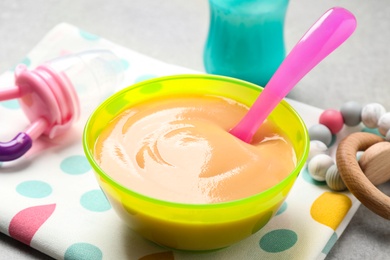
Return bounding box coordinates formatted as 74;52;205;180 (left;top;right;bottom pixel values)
0;85;49;161
0;132;32;161
336;132;390;220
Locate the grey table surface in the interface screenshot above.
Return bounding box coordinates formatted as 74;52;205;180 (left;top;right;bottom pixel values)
0;0;389;259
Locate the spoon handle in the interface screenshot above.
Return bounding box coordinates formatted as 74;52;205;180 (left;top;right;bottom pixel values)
230;7;357;143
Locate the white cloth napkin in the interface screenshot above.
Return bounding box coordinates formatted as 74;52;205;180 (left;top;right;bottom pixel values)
0;23;360;260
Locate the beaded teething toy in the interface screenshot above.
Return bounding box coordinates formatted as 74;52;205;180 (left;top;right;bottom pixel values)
307;101;390;219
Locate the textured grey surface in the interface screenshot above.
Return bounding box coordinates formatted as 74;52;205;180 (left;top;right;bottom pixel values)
0;0;389;259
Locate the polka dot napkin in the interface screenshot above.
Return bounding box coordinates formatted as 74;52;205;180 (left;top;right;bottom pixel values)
0;23;360;260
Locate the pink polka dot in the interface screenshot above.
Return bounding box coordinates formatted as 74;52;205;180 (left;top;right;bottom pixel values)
9;204;56;245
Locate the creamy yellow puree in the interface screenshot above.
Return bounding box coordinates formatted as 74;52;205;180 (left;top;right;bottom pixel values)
94;95;296;204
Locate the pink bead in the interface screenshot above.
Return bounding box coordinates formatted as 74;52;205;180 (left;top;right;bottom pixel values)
319;109;344;134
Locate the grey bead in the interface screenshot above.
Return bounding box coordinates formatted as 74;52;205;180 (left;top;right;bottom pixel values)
308;124;332;146
340;101;362;126
386;131;390;141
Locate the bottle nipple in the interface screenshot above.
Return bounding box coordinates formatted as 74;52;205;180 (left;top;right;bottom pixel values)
45;49;125;121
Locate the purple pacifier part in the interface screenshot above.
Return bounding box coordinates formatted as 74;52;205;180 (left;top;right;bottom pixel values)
0;132;32;161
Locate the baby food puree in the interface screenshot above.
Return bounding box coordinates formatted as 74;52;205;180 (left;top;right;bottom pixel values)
94;94;296;204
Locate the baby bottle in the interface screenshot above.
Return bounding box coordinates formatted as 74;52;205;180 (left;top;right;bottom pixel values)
204;0;289;87
42;49;125;122
0;49;124;161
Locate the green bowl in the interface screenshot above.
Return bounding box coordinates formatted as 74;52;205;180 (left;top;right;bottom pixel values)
83;74;309;251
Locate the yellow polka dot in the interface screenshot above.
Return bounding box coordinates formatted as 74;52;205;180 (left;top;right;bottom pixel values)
310;192;352;230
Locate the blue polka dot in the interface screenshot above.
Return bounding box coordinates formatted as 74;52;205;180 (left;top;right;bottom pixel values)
302;166;327;186
16;180;52;198
20;57;31;67
276;202;287;216
60;155;91;175
64;243;102;260
135;74;157;83
10;57;31;71
120;59;130;70
79;30;100;41
74;84;89;96
106;59;127;73
259;229;298;253
1;100;20;110
322;232;338;254
80;190;111;212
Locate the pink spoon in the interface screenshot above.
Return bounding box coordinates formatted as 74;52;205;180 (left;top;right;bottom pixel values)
229;7;357;143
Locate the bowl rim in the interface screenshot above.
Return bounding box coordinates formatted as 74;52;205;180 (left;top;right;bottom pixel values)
83;74;310;209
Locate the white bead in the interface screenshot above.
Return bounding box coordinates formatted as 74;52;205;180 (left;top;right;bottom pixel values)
361;103;386;128
325;165;347;191
308;154;334;182
378;112;390;136
308;140;328;161
386;130;390;141
356;151;365;161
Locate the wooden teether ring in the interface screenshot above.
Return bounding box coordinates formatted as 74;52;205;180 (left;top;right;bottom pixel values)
336;132;390;219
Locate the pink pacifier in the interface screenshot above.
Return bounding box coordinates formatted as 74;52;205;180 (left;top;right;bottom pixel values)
0;49;124;161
